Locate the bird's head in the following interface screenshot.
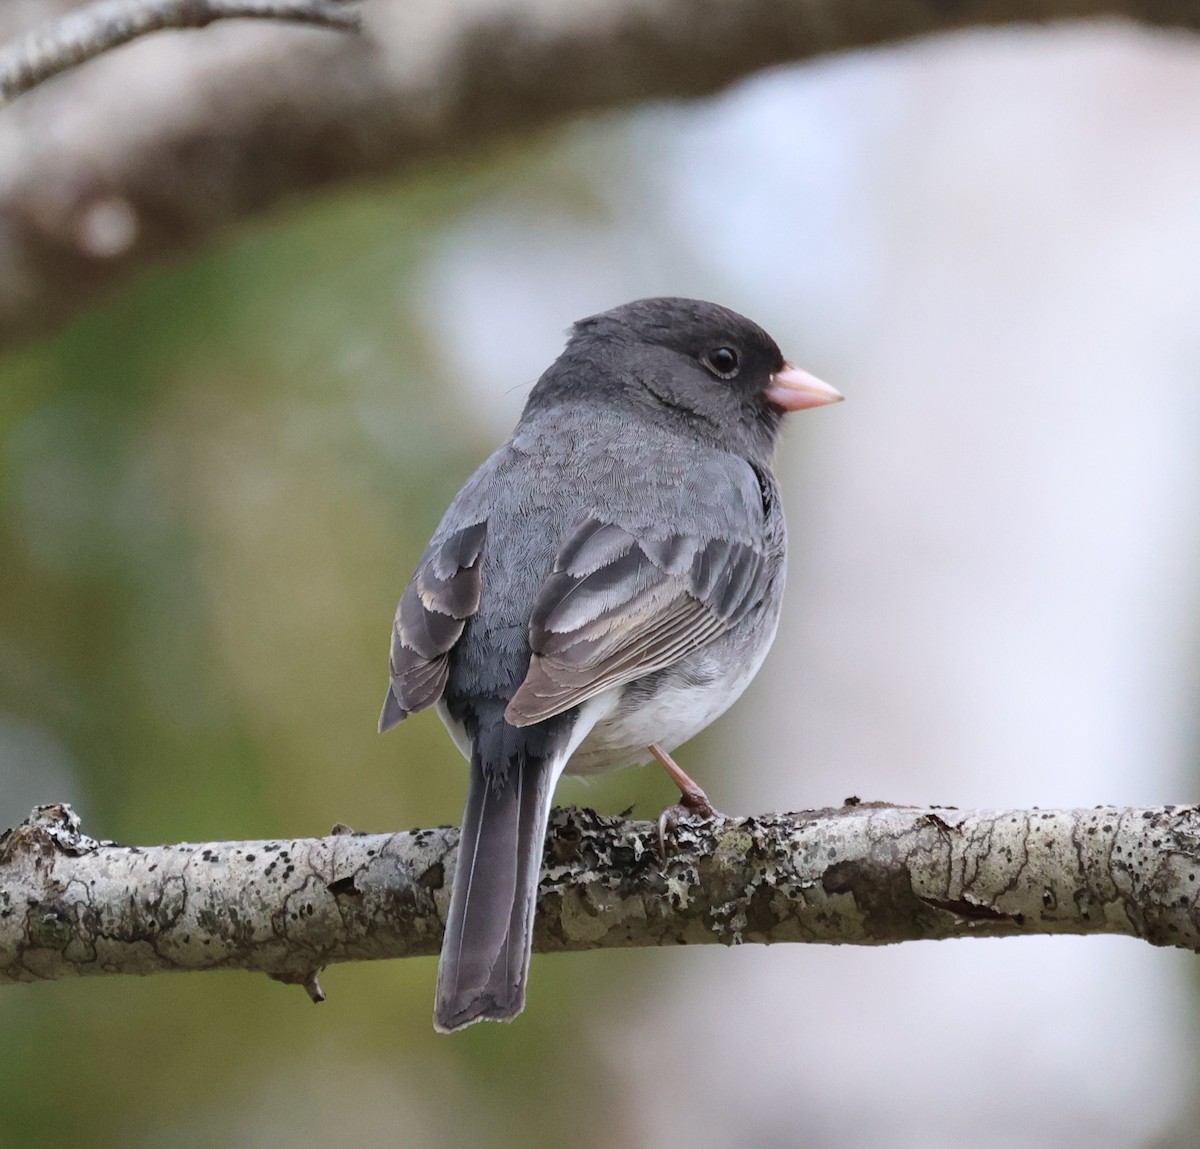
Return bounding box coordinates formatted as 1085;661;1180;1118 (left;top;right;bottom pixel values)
525;297;841;460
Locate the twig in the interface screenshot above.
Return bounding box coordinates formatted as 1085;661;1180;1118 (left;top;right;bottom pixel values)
0;0;1198;347
0;0;362;105
2;801;1198;999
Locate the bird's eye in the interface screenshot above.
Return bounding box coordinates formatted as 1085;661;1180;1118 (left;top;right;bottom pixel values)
703;346;740;379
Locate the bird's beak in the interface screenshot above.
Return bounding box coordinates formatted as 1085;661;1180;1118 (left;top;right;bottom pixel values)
765;363;843;412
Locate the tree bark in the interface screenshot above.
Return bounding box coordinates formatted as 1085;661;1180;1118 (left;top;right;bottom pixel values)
0;0;1196;351
0;0;361;105
2;800;1197;999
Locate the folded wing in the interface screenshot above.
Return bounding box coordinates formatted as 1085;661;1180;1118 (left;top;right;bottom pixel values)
504;518;769;727
379;520;487;731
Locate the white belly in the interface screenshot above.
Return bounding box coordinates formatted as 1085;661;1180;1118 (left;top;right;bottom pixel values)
566;638;774;776
434;611;779;779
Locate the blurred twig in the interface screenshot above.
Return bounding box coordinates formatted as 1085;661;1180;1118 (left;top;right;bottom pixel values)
0;1;1198;351
2;801;1198;997
0;0;362;105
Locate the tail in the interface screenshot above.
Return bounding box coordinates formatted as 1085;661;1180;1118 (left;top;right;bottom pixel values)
434;704;566;1033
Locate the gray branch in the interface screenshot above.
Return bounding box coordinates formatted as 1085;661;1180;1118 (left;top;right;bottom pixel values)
2;801;1198;999
0;0;361;105
0;0;1197;350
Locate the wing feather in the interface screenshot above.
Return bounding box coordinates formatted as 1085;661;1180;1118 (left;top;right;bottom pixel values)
504;517;769;727
379;520;486;731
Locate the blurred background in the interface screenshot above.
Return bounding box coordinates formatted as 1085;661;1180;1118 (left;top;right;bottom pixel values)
2;11;1200;1149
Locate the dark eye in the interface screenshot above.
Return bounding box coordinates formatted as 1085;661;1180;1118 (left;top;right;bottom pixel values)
703;346;740;379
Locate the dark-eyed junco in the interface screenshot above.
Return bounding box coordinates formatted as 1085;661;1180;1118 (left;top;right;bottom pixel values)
380;297;841;1032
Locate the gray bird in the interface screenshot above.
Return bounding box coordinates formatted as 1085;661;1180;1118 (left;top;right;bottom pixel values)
380;297;841;1032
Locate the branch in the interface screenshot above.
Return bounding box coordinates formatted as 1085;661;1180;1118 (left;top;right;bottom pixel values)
3;801;1198;998
0;0;361;106
0;0;1197;351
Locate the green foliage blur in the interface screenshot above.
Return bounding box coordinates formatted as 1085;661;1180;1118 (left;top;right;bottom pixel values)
0;158;685;1148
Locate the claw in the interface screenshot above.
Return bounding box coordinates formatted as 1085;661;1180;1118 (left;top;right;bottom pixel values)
649;742;721;863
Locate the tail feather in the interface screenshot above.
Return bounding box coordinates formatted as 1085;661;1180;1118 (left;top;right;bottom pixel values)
434;708;563;1033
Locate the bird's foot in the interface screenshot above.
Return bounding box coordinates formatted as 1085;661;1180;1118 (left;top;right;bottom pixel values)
648;742;722;863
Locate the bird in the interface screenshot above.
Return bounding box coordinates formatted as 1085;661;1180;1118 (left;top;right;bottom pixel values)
379;297;842;1032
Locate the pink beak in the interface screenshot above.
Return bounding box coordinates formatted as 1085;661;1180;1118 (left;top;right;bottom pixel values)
764;363;843;412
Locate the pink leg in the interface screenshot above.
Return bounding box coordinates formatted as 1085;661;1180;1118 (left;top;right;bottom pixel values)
648;742;721;860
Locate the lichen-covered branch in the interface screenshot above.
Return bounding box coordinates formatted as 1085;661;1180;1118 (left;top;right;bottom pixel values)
0;0;362;105
1;801;1197;996
0;0;1198;350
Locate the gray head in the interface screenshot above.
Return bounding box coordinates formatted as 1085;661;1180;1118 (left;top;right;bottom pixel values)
523;297;840;462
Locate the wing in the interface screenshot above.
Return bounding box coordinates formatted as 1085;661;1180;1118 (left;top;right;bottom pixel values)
504;518;771;727
379;520;487;732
